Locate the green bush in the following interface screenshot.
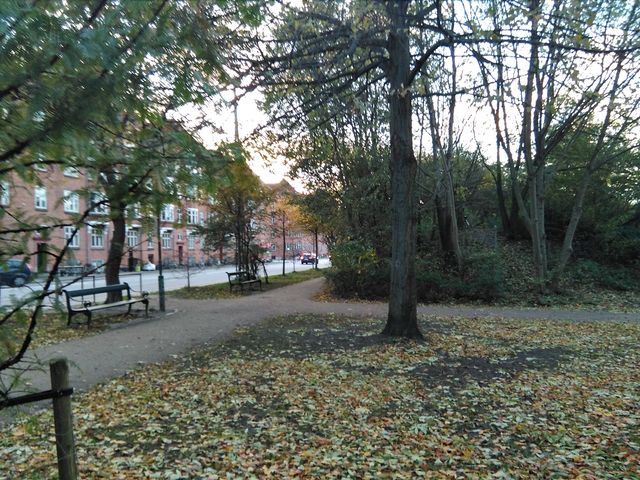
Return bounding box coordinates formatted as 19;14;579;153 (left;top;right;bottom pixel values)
572;259;638;291
415;259;457;302
460;252;505;300
327;239;505;302
414;252;504;302
325;241;389;299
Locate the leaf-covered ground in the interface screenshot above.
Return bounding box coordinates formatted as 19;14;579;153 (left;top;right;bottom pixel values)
0;311;144;361
1;314;638;479
1;270;325;360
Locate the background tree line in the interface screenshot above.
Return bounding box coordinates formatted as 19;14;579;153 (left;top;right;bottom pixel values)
228;0;640;337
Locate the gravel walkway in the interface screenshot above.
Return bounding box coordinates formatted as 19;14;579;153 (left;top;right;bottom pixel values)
2;277;637;421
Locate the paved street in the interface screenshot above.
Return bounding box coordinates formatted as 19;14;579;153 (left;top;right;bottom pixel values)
0;258;331;308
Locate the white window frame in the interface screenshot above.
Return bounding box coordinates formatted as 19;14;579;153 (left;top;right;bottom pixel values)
90;225;105;248
161;230;172;249
129;204;141;220
199;212;205;225
64;226;80;248
63;190;80;213
34;155;48;172
188;231;196;250
161;204;174;222
90;192;108;214
147;235;154;250
126;228;139;248
0;181;9;206
187;208;198;225
63;167;80;177
34;187;47;210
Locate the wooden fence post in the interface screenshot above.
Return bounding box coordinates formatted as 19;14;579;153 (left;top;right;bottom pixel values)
50;358;78;480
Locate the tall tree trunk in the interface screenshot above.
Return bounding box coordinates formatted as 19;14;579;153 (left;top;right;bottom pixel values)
382;1;421;339
551;50;628;289
435;193;456;265
522;0;547;285
494;154;512;237
105;206;126;302
442;39;463;271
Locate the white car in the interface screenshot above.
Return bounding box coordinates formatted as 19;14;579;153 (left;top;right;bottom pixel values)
142;262;156;271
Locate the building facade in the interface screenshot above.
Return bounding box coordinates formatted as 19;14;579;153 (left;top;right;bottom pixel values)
1;170;327;274
0;165;213;273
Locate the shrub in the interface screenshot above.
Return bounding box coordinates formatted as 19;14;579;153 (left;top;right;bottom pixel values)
325;241;389;299
572;259;638;291
460;251;505;300
327;243;504;303
415;258;457;302
415;252;504;302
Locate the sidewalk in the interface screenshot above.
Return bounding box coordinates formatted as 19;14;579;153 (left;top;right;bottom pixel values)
2;277;638;421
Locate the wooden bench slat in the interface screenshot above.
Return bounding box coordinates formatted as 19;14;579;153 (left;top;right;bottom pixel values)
226;271;262;293
63;282;149;327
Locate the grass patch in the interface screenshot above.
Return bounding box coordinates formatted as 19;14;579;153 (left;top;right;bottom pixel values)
170;268;325;300
2;313;638;478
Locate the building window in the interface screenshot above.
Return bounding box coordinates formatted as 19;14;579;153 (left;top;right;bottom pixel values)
64;226;80;248
187;208;198;224
90;225;104;248
147;235;154;250
90;192;108;214
0;181;9;206
63;190;80;213
34;155;48;172
161;204;174;222
199;212;205;225
34;187;47;210
162;231;172;249
188;232;196;250
128;204;141;219
177;208;183;223
63;167;80;177
127;229;138;248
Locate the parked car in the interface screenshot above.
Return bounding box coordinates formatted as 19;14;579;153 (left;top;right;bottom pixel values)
0;259;32;287
300;253;317;265
142;261;156;271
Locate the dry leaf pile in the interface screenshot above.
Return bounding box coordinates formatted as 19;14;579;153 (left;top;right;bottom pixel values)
1;314;638;479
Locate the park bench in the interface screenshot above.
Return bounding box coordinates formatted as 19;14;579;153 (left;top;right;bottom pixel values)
226;271;262;293
63;282;149;327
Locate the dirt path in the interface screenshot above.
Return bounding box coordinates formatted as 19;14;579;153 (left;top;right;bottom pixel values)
2;277;637;421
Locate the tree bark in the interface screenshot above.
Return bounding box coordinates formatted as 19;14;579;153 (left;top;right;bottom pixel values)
382;2;421;339
521;0;547;285
105;206;126;302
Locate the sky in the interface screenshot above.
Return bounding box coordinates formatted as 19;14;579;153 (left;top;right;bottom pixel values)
195;90;291;186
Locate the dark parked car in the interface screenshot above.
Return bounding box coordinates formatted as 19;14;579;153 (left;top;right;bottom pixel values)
0;259;32;287
300;253;317;265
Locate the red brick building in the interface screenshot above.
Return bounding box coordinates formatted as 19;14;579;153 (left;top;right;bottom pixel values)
1;164;213;273
255;181;329;262
1;169;327;273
